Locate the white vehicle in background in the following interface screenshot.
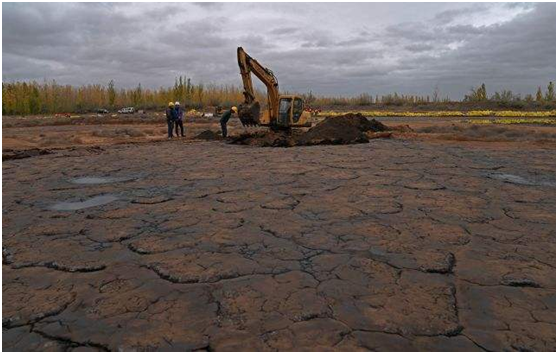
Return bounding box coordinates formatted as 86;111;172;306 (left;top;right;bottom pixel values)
118;107;135;114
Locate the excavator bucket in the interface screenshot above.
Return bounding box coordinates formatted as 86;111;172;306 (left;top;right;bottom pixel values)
238;101;261;127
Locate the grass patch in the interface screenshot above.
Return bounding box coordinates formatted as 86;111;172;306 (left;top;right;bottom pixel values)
467;118;556;125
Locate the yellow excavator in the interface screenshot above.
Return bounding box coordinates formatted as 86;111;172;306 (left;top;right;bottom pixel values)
237;47;311;129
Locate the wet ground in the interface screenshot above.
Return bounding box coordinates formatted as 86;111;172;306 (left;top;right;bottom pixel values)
2;132;555;351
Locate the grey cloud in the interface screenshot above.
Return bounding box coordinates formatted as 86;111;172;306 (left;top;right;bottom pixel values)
193;3;222;9
393;3;556;97
385;22;438;42
301;39;334;48
433;5;487;25
446;25;484;35
2;2;555;98
404;43;434;53
268;27;299;36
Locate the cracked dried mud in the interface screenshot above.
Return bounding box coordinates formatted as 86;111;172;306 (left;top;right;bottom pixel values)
2;131;555;351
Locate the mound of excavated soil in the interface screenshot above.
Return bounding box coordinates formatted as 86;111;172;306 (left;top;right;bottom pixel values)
300;113;387;145
195;130;223;140
228;131;299;147
229;113;389;147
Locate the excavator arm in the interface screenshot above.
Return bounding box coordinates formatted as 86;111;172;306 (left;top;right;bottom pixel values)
237;47;279;126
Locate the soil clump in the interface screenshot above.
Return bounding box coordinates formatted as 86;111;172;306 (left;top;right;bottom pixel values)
195;130;223;140
2;148;51;161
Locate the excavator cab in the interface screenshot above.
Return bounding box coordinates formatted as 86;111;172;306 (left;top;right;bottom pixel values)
277;95;310;128
277;97;292;127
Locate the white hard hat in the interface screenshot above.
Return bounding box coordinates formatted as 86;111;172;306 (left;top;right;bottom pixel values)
175;101;180;105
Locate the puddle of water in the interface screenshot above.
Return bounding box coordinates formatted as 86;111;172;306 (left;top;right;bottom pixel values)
70;176;134;184
50;195;119;211
487;173;555;187
491;173;531;185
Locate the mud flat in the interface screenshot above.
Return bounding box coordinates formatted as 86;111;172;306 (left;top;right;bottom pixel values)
2;125;556;350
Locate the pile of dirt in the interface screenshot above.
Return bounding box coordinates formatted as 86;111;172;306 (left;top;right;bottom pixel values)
229;130;299;147
299;113;388;145
229;113;390;147
194;130;223;140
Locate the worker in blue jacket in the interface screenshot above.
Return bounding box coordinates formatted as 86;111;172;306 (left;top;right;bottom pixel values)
174;101;185;137
165;102;175;139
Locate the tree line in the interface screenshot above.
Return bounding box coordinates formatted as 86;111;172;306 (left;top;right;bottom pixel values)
308;82;556;108
464;82;556;105
304;91;452;107
2;78;556;115
2;77;262;116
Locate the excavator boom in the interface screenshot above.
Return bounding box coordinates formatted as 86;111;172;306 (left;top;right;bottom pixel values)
237;47;280;126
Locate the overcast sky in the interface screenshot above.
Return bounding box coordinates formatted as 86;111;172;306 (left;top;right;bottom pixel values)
2;2;556;99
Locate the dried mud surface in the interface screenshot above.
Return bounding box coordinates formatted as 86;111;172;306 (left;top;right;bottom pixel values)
2;137;555;351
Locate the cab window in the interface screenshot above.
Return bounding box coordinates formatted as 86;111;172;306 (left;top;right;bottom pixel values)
278;98;292;126
279;98;292;114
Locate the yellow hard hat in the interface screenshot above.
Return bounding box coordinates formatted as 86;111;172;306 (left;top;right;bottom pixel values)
168;102;174;107
231;106;238;113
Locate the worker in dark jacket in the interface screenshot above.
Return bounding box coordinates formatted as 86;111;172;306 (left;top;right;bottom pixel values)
174;101;185;137
165;102;175;139
220;106;237;138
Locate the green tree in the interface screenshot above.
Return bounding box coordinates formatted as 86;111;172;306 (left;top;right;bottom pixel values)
108;80;116;108
536;87;543;102
545;81;555;102
464;83;488;102
28;85;41;114
132;83;142;107
491;89;514;103
480;83;487;101
185;78;193;105
195;83;204;107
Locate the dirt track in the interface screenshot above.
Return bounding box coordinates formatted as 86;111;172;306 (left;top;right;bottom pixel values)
2;131;555;350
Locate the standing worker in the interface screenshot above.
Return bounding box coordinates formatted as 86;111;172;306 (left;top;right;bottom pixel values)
220;106;237;138
174;101;185;137
165;102;175;139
